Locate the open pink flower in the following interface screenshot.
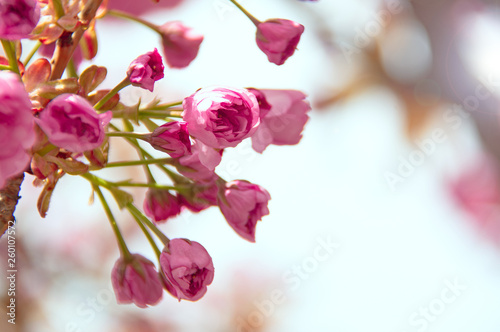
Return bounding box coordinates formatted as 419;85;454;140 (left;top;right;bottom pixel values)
182;87;260;149
249;89;311;153
148;121;191;158
0;0;40;40
256;19;304;65
126;48;164;92
36;94;111;153
218;180;271;242
144;189;182;223
0;71;34;189
111;254;163;308
159;21;203;69
160;238;214;301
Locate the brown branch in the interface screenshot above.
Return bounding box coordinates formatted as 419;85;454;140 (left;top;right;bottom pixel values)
50;0;104;80
0;174;24;237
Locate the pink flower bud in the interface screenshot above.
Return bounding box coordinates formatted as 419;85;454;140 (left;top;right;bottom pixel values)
249;89;311;153
0;71;34;188
159;21;204;69
178;180;219;212
149;121;191;158
255;19;304;65
182;87;260;149
111;254;163;308
0;0;40;40
36;94;111;153
218;180;271;242
126;48;164;92
175;141;220;182
160;238;214;301
143;189;181;223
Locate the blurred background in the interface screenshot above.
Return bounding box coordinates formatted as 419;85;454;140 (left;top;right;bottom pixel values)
3;0;500;331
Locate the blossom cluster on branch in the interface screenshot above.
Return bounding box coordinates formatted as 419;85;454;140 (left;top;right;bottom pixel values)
0;0;315;307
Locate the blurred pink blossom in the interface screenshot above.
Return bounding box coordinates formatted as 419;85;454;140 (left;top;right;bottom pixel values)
159;21;203;69
249;89;311;153
0;71;34;188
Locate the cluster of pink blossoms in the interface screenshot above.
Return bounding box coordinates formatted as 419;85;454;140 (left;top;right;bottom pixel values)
0;0;313;307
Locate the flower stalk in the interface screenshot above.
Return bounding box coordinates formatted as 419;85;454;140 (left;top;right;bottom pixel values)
228;0;260;26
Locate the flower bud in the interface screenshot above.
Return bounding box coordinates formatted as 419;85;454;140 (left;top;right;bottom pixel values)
255;19;304;65
126;48;164;92
218;180;271;242
160;238;214;301
36;94;111;153
149;121;191;158
111;254;163;308
182;86;260;149
143;188;182;223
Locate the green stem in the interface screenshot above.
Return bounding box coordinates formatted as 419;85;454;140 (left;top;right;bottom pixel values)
108;123;186;183
81;172;113;189
106;9;161;34
0;64;11;71
1;40;20;75
139;111;183;118
130;212;161;260
66;58;78;78
93;184;132;260
140;101;183;111
94;77;130;110
36;143;57;156
112;182;179;190
106;158;173;168
23;41;41;67
121;118;156;184
228;0;261;26
106;132;148;140
140;118;159;132
52;0;66;19
127;204;170;246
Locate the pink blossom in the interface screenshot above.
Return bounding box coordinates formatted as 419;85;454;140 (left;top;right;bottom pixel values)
159;21;203;69
149;121;191;158
256;19;304;65
0;0;40;40
126;48;164;92
160;238;214;301
182;87;260;149
449;156;500;244
249;89;311;153
36;94;111;153
178;180;219;212
0;71;34;189
111;254;163;308
175;141;220;182
107;0;183;15
144;189;181;223
218;180;271;242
